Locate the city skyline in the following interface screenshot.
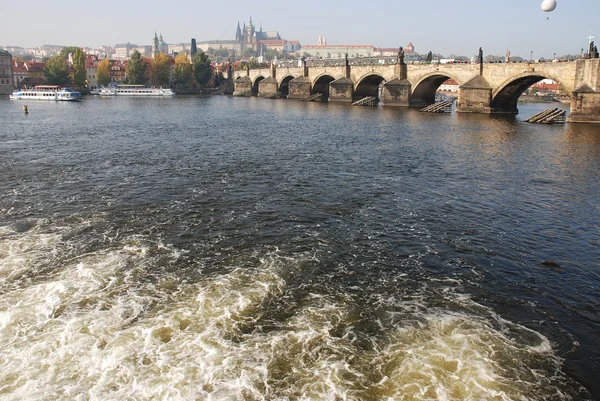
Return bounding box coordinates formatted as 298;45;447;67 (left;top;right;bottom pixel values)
1;0;597;59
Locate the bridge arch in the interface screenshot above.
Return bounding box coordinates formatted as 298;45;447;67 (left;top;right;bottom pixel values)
411;72;460;106
355;73;386;100
491;72;568;113
279;75;295;97
252;76;265;96
312;74;336;100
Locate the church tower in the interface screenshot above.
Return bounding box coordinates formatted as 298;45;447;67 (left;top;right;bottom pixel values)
235;21;242;42
159;33;168;54
152;31;160;58
246;16;255;43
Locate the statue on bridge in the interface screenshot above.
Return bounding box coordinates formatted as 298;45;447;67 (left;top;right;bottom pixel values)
478;47;484;64
398;47;405;65
588;41;599;59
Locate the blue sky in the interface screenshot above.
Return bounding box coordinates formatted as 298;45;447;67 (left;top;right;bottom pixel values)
1;0;596;59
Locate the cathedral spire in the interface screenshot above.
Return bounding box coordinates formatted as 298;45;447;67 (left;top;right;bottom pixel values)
236;21;242;42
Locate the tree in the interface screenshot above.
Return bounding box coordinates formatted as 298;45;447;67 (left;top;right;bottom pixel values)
485;55;503;63
126;50;147;84
72;48;86;87
97;58;111;86
243;48;255;57
245;58;261;69
265;49;279;60
192;50;212;87
59;46;80;60
151;53;172;86
44;55;71;85
173;52;193;85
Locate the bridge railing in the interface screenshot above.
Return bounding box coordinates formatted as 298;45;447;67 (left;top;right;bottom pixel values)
263;57;402;69
235;57;577;72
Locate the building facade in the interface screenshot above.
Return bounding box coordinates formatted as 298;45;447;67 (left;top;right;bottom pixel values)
438;79;459;93
0;50;13;95
110;60;126;82
301;44;375;58
197;40;243;55
114;43;137;60
85;55;99;89
12;61;28;88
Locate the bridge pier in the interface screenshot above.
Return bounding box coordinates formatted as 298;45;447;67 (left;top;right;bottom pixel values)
568;59;600;123
329;78;354;103
258;77;278;97
287;77;312;99
233;76;252;96
381;78;412;107
570;89;600;123
457;76;492;113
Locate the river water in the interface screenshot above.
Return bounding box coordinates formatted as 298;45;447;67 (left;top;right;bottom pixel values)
0;95;598;400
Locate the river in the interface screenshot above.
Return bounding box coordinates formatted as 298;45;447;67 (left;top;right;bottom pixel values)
0;95;598;400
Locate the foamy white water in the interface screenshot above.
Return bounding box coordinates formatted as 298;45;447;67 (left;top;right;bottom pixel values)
0;221;576;400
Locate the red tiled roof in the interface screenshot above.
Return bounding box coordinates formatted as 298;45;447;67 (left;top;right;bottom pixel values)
532;82;560;90
442;79;459;85
26;62;45;72
13;63;28;73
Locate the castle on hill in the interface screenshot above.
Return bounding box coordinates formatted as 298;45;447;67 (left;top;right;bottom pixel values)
235;16;281;44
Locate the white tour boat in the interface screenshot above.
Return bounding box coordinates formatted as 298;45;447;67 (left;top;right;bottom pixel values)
98;84;175;96
9;85;82;101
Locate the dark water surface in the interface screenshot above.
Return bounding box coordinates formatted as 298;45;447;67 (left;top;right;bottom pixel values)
0;96;599;400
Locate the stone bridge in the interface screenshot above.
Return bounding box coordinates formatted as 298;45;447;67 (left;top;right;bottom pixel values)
232;57;600;123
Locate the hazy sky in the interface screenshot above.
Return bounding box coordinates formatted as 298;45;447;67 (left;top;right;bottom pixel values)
1;0;596;59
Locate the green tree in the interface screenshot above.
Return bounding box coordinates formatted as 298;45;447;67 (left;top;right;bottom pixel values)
97;58;111;86
126;50;147;84
59;46;80;60
192;50;212;87
265;49;279;60
44;55;71;85
151;53;172;86
246;58;260;69
173;52;193;85
72;48;86;87
243;48;255;57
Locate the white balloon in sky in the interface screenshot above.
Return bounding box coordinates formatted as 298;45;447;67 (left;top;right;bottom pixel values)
541;0;557;12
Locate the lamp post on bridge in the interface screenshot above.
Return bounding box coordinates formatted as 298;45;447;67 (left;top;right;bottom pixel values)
530;51;533;63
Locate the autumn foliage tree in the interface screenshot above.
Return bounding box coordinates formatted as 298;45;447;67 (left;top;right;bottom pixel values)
97;58;111;86
150;53;172;86
173;52;193;86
